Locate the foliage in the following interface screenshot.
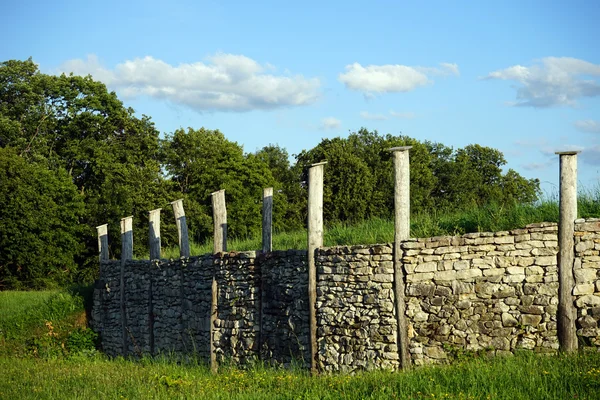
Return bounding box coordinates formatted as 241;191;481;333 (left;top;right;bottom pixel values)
294;129;541;224
0;58;550;289
0;147;85;288
161;128;277;241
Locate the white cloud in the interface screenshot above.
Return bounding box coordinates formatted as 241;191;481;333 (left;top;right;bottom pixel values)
338;62;459;94
360;111;388;120
485;57;600;108
320;117;341;130
389;111;416;119
58;54;321;112
574;120;600;134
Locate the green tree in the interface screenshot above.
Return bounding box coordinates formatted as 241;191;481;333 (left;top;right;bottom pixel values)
0;148;85;289
0;59;173;282
162;128;276;241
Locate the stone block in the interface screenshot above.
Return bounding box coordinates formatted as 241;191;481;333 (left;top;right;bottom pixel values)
520;314;543;326
574;268;597;284
415;262;438;273
573;284;595;295
535;256;556;266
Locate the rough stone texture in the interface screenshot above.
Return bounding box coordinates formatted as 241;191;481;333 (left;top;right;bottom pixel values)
316;244;399;373
401;223;561;366
92;219;600;371
574;218;600;346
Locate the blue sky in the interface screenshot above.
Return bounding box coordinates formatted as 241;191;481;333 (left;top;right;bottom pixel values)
3;0;599;194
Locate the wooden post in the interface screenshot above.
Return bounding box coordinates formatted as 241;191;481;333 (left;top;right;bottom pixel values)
120;216;133;261
97;224;109;262
308;161;326;374
262;187;273;253
171;199;190;257
120;216;133;356
211;190;227;253
210;190;226;373
556;150;579;352
389;146;412;369
148;209;162;260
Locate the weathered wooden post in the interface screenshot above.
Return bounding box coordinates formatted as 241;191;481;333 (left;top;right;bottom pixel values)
308;161;326;374
148;209;161;260
171;199;190;257
212;190;227;253
556;150;579;352
389;146;412;369
120;216;133;261
120;216;133;355
97;224;109;262
210;189;227;374
262;187;273;253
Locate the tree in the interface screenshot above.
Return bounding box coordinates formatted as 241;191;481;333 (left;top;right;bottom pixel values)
0;59;173;283
0;147;85;288
162;128;276;241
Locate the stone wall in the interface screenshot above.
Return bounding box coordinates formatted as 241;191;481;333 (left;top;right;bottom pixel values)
574;218;600;346
92;251;308;364
401;223;560;366
316;244;399;373
92;220;600;372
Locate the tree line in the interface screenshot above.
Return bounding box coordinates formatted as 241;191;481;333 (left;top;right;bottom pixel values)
0;59;540;289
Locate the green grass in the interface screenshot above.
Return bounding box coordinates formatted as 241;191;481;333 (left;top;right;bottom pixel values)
0;289;93;357
0;351;599;399
2;286;600;399
159;189;599;257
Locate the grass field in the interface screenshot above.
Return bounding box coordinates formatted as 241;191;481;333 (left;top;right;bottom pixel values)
1;290;600;399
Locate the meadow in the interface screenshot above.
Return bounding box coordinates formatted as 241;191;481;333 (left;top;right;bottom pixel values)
1;288;600;399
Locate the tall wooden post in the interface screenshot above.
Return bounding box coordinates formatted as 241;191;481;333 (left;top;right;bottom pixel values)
211;190;227;253
148;209;161;260
210;190;227;374
171;199;190;257
308;161;326;374
97;224;109;262
556;151;579;352
389;146;412;369
120;216;133;261
262;187;273;253
120;216;133;355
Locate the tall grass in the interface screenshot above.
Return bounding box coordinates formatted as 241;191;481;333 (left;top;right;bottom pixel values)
158;188;599;257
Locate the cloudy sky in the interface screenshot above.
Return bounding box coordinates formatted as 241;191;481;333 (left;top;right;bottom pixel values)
3;0;599;193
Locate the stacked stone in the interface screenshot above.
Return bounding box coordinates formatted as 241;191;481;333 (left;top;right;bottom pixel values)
152;259;185;354
213;251;261;364
574;218;600;345
260;250;310;367
92;260;122;356
402;223;560;365
123;260;152;355
181;256;213;360
315;244;399;373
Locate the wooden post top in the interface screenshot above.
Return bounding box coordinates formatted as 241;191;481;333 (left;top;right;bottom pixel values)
310;161;327;167
555;151;580;156
387;146;413;152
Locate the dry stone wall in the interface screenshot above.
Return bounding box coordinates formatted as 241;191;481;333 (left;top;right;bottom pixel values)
402;223;560;366
316;244;399;373
92;220;600;372
574;218;600;346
